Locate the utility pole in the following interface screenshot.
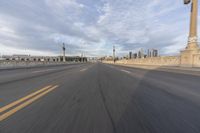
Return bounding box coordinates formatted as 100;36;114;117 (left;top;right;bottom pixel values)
185;0;199;49
113;45;115;63
63;43;66;62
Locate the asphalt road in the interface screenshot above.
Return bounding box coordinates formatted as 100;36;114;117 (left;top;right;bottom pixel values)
1;63;200;133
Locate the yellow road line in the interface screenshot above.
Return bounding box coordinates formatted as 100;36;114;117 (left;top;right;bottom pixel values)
0;85;58;122
0;85;52;113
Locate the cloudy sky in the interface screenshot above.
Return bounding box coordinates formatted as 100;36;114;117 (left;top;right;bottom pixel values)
0;0;199;57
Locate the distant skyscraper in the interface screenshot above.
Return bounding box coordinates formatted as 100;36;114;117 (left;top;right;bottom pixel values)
147;49;151;57
129;52;132;59
133;53;137;59
138;49;144;58
147;49;158;57
152;49;158;57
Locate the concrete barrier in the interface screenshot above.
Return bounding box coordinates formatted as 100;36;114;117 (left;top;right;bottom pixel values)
103;54;200;68
0;61;80;69
103;56;180;66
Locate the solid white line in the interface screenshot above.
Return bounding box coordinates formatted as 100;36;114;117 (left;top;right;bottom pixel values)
121;69;131;74
32;69;56;73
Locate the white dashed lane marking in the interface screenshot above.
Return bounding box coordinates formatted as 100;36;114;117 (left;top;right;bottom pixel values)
121;69;131;74
80;68;87;72
32;69;56;73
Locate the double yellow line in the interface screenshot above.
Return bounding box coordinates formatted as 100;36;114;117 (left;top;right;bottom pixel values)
0;85;58;121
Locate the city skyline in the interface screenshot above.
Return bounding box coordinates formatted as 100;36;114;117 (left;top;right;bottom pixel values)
0;0;200;56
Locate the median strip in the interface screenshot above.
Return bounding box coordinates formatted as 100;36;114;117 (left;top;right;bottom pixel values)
0;85;58;121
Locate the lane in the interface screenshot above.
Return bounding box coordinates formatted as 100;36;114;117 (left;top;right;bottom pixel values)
107;64;200;99
0;63;87;84
1;63;200;133
0;85;58;121
0;63;92;106
108;63;200;76
0;85;52;113
102;63;200;132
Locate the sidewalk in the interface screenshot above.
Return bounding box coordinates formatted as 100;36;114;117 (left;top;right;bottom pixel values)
107;63;200;76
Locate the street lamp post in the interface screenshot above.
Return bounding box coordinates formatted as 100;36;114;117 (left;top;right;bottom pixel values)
181;0;199;67
185;0;199;49
113;45;115;63
63;43;66;62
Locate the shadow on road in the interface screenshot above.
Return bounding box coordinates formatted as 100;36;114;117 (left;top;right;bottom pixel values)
100;64;200;133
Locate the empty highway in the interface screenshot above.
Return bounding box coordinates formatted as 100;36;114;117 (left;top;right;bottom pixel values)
1;63;200;133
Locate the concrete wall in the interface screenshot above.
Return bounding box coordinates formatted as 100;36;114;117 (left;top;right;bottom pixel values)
0;61;76;69
104;56;180;66
193;54;200;67
103;53;200;68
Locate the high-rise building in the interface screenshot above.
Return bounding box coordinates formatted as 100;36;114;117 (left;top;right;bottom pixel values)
152;49;158;57
147;49;158;57
133;53;137;59
138;49;144;58
129;52;132;59
138;51;141;58
147;49;151;57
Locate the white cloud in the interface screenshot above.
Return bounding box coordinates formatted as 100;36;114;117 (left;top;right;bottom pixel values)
0;0;197;56
0;43;56;56
162;35;187;55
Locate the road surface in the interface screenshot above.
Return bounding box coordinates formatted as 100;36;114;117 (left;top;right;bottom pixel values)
1;63;200;133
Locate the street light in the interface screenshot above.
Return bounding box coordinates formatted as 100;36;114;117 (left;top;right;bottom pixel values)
62;43;66;62
184;0;191;4
184;0;199;49
80;40;86;62
113;45;115;63
180;0;199;67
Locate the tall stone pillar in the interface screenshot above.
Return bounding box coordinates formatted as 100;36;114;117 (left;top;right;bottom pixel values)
181;0;200;67
187;0;199;49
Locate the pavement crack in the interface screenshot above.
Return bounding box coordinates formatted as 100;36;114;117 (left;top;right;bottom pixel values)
97;82;117;133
